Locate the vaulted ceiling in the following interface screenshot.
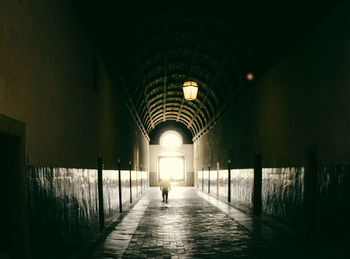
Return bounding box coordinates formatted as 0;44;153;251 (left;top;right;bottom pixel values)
71;0;339;141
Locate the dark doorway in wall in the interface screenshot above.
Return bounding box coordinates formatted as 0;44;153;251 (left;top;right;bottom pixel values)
0;134;19;258
0;115;29;259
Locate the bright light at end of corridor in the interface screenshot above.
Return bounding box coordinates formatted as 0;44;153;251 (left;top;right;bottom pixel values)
159;156;184;181
160;131;182;147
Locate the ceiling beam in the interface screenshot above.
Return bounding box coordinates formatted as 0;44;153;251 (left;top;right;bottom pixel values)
162;15;168;122
141;91;211;124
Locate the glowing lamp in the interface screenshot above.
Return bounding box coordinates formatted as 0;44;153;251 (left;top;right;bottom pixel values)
246;73;254;81
183;81;198;100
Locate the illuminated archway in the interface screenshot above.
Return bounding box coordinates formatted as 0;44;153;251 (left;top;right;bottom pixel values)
158;131;185;182
160;131;182;147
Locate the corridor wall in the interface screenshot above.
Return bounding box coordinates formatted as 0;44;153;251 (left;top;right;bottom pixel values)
195;1;350;243
26;167;148;258
0;1;149;258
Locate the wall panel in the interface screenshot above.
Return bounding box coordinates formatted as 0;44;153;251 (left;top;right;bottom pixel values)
26;167;99;258
262;167;304;222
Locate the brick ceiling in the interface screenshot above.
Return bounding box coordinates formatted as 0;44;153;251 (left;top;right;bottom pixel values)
71;0;339;140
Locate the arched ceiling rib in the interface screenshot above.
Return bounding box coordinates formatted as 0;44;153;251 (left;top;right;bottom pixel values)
149;105;205;133
134;62;227;103
142;92;213;124
136;84;216;120
140;98;208;129
109;6;240;138
140;92;210;134
72;0;340;140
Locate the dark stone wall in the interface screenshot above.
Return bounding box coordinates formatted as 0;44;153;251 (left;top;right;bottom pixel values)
196;1;350;169
315;165;350;240
0;0;97;167
96;60;149;171
1;3;150;257
195;1;350;240
0;0;149;170
26;166;149;259
198;165;350;243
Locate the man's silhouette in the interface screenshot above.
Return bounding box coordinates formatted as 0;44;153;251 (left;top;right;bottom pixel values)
160;179;171;203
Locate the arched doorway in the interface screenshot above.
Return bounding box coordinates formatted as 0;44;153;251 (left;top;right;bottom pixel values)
149;129;194;187
158;131;186;183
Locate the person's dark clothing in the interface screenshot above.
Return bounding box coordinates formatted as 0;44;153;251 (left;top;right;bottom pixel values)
162;188;169;203
160;180;171;203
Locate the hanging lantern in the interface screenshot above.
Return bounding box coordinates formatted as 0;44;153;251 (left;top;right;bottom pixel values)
246;72;254;81
182;81;198;100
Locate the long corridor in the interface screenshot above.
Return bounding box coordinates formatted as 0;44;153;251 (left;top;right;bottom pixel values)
90;188;347;259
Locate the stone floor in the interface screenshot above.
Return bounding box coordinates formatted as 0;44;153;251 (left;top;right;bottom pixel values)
90;187;349;258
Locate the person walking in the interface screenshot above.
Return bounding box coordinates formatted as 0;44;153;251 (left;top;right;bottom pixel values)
160;179;171;203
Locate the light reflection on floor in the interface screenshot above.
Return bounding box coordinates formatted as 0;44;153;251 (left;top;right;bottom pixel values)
149;186;197;209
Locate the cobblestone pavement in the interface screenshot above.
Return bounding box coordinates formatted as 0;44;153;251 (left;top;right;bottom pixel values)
91;187;348;259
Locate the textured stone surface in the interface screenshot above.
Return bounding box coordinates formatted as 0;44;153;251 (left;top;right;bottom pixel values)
26;166;149;258
200;165;350;246
262;167;304;222
209;170;217;195
92;187;284;258
91;187;350;259
199;168;253;209
230;169;254;209
218;170;229;201
103;170;148;222
27;166;99;258
201;167;304;221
